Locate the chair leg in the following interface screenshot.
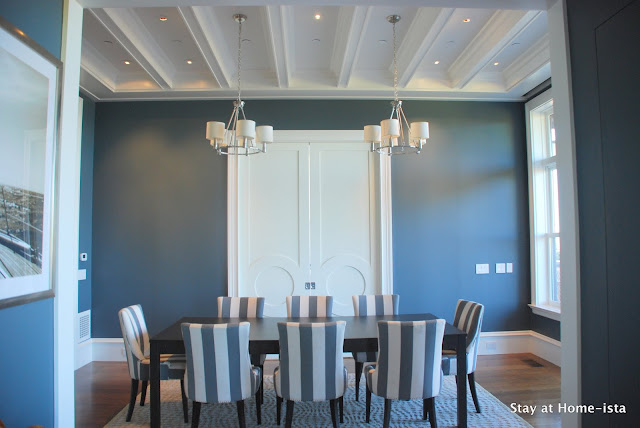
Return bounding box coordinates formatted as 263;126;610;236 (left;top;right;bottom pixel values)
237;400;247;428
276;396;282;425
339;396;344;423
429;397;438;428
139;381;148;406
330;399;340;428
259;364;264;405
365;385;371;423
468;372;482;413
422;398;428;420
191;402;201;428
181;378;189;423
255;386;262;425
285;400;295;428
126;379;139;422
354;361;363;401
383;399;392;428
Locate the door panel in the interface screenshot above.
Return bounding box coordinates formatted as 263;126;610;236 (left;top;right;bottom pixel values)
310;144;378;316
238;136;380;317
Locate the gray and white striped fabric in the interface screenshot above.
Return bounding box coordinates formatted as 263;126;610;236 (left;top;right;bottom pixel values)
217;296;265;318
286;295;333;318
352;294;399;362
181;322;261;403
274;321;347;402
441;300;484;375
118;304;185;381
366;320;446;401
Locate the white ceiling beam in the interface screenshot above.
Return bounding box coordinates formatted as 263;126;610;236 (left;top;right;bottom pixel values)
80;38;118;91
178;7;232;88
81;1;549;12
90;8;176;89
330;6;371;88
502;34;550;91
448;10;541;89
263;5;294;88
395;8;454;88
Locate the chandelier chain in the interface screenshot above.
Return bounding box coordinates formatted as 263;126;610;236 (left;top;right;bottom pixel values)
237;18;242;103
392;20;398;103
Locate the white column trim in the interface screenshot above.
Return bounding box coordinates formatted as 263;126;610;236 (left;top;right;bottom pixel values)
227;154;239;297
379;154;394;294
55;1;83;426
548;1;581;427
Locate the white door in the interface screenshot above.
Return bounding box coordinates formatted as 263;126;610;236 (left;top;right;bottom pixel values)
234;131;388;316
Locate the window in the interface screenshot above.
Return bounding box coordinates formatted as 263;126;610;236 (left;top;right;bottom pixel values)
526;91;561;320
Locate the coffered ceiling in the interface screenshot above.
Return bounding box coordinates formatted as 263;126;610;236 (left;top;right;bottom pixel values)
79;0;551;101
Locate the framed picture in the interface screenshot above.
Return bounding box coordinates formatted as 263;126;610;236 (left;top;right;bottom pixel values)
0;16;61;309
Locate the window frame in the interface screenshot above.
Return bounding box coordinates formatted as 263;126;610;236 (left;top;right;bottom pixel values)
526;90;561;321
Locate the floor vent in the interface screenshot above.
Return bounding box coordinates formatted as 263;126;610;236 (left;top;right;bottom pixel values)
77;310;91;343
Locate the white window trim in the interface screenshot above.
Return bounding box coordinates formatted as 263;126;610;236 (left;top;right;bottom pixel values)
526;89;561;319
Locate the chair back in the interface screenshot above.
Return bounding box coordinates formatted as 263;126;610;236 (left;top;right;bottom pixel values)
453;300;484;372
118;304;150;380
369;320;445;400
352;294;399;316
286;295;333;317
181;322;256;403
276;321;346;401
217;296;265;318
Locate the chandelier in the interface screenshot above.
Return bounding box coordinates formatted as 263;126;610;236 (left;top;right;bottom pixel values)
364;15;429;155
206;14;273;155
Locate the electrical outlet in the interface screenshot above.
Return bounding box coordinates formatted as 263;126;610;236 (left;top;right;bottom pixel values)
310;282;316;290
496;263;506;274
304;282;310;290
475;263;490;274
506;263;513;273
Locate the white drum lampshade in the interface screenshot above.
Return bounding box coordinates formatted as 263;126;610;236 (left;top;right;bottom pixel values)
256;125;274;143
381;119;400;138
206;121;226;140
410;121;429;139
236;119;256;139
364;125;382;142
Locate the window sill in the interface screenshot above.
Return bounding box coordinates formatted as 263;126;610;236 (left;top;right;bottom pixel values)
529;304;561;321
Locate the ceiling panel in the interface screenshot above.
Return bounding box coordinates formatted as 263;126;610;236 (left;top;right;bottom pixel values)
293;6;340;71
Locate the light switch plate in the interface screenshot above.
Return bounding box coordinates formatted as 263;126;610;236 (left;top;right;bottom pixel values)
496;263;506;274
506;263;513;273
80;252;88;262
475;263;490;274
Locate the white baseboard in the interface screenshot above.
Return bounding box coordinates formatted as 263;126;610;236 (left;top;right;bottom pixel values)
479;330;561;366
82;331;561;368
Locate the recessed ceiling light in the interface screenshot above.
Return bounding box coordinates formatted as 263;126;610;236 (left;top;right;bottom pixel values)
446;40;455;46
463;18;471;23
314;13;321;20
242;38;252;43
511;42;521;46
434;60;440;65
159;17;168;22
186;59;193;65
123;60;131;65
378;39;388;45
493;62;500;66
104;40;113;45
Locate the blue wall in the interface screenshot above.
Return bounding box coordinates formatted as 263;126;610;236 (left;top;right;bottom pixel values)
0;2;62;426
79;95;96;312
92;100;531;337
391;102;530;331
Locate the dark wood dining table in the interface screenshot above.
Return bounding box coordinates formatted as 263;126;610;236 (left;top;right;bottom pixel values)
150;313;467;427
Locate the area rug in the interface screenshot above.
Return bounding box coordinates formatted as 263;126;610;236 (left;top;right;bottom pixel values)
105;375;532;427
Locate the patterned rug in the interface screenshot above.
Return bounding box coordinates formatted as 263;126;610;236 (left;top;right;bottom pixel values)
105;375;532;427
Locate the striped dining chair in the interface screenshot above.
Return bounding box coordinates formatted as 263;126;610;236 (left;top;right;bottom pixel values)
286;295;333;317
217;296;266;404
365;319;446;428
118;304;189;423
274;321;347;428
441;299;485;413
351;294;399;401
181;322;263;428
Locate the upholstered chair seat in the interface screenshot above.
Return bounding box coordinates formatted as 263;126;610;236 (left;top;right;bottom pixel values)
365;319;446;428
181;322;263;428
351;294;399;401
274;321;346;428
441;299;485;413
118;304;189;423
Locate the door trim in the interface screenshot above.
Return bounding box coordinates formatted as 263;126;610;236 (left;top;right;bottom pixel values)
227;130;393;297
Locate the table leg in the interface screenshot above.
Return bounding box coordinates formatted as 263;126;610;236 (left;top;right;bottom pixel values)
456;334;467;428
151;342;161;428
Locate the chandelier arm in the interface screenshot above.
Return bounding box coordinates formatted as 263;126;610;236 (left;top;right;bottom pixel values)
398;105;412;144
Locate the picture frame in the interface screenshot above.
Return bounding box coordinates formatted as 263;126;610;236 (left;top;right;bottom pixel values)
0;16;62;309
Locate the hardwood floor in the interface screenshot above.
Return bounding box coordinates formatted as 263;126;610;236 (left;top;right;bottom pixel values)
75;353;560;427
